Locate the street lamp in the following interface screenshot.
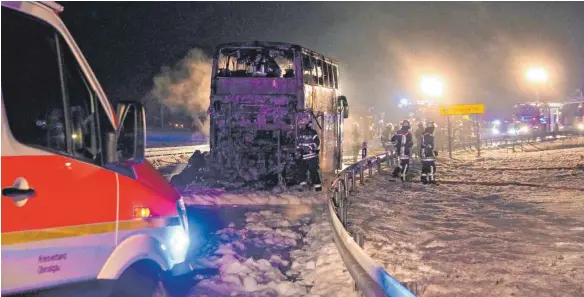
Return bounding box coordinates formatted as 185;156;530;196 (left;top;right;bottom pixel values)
526;67;548;83
526;67;548;101
398;98;410;108
420;76;444;98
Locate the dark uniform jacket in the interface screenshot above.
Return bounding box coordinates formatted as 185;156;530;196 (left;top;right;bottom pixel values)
420;132;437;161
391;129;413;159
298;127;320;160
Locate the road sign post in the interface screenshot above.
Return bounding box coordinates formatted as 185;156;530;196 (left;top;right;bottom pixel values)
440;104;485;158
476;116;481;158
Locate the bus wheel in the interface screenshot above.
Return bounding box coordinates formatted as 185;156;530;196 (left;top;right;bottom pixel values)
110;261;169;297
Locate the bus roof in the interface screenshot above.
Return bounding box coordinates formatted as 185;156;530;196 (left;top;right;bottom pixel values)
215;41;339;64
2;1;64;13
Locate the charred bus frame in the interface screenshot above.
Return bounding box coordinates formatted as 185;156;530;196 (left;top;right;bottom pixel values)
208;41;349;185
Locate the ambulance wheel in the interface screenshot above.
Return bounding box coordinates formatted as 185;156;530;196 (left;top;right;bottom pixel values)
110;260;169;297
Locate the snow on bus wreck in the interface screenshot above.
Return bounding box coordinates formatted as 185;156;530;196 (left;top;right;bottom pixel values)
206;41;350;188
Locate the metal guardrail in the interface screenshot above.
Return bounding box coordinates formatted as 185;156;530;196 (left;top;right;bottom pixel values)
327;153;418;297
145;144;210;160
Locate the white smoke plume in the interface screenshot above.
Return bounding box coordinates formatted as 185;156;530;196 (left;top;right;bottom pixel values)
147;48;212;135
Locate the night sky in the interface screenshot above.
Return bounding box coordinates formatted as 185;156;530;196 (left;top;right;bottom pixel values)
60;2;584;118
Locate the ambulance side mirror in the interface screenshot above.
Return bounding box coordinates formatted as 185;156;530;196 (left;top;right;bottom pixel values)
115;101;146;163
338;96;349;119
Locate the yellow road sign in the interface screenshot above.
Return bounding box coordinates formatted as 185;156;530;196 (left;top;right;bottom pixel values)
439;104;485;116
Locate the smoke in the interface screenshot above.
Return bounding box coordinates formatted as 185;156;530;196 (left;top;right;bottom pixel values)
147;48;212;134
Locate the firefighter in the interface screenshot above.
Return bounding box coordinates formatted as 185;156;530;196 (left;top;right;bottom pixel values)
420;121;438;184
361;140;368;159
391;120;414;182
414;121;425;159
297;118;322;191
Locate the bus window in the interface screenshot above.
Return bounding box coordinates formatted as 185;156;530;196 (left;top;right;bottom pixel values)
316;59;324;86
302;54;315;84
328;63;335;88
332;65;339;89
323;62;331;88
216;47;295;78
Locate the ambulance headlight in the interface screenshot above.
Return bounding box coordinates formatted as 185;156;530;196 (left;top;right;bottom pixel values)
491;127;500;135
163;229;190;261
507;129;517;135
519;125;530;134
578;123;584;131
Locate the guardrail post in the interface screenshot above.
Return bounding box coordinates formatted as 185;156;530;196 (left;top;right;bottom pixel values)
338;182;347;207
351;169;356;191
377;158;382;173
343;196;348;227
339;188;348;227
354;232;365;249
333;191;341;209
368;160;373;177
335;190;345;226
359;164;365;185
343;173;349;198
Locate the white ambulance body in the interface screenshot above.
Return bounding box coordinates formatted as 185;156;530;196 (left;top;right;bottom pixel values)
1;2;192;296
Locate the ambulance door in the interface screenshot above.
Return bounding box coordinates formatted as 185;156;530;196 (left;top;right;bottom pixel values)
1;7;117;293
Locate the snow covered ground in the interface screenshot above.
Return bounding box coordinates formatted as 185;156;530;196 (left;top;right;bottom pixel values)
182;203;358;297
347;145;584;297
172;166;358;296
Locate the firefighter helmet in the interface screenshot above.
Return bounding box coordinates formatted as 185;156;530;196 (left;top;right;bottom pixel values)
298;116;310;126
426;121;436;128
417;121;424;127
401;119;411;128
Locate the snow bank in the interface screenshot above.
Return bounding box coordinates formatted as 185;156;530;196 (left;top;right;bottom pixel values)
188;206;358;297
346;146;584;297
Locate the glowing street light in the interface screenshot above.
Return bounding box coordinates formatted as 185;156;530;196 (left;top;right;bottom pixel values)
420;76;444;98
526;67;549;101
526;67;548;83
398;98;410;108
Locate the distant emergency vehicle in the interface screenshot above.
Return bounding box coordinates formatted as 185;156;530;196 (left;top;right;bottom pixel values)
2;2;191;296
512;101;563;134
559;97;584;134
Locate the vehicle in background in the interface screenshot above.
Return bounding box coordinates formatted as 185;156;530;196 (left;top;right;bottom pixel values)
512;102;563;135
559;97;584;134
208;41;349;185
2;2;191;296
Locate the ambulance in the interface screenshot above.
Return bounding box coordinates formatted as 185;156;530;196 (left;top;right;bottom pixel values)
2;2;192;296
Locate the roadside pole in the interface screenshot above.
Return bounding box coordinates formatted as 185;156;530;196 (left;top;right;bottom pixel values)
476;115;481;158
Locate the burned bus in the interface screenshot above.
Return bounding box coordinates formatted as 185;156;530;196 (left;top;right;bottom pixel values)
208;41;349;186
